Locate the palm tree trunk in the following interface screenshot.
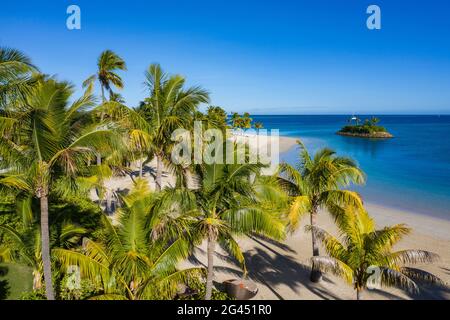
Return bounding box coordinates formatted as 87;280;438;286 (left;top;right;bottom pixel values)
310;209;322;282
32;270;42;291
156;153;163;191
97;84;105;165
205;235;216;300
139;153;144;178
100;84;106;120
356;288;362;300
40;194;55;300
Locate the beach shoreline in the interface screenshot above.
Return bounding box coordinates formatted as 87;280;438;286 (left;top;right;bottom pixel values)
97;133;449;300
188;201;450;300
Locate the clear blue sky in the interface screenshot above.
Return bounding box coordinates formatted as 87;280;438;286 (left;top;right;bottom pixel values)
1;0;450;114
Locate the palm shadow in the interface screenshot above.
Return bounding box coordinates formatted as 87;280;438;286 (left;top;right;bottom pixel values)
243;246;341;300
202;237;341;300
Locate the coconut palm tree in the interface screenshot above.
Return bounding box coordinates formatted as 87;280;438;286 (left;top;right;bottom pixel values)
139;63;209;191
230;112;240;129
0;78;116;299
83;50;127;103
307;205;442;299
205;106;228;131
242;112;252;131
0;220;88;292
82;50;126;166
188;144;286;300
53;180;204;300
97;100;153;178
280;140;365;282
0;47;37;109
109;91;125;103
254;122;263;134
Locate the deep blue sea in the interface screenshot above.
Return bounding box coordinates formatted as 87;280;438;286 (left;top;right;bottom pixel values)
252;115;450;220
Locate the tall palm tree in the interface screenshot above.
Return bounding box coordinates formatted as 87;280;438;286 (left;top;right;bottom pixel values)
230;112;240;129
242;112;252;131
53;180;203;300
307;205;442;299
254;122;263;134
189;144;286;300
0;78;115;299
140;63;209;191
205;106;228;131
83;50;126;165
280;140;365;282
83;50;127;103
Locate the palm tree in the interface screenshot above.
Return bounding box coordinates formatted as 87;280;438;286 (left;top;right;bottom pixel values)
109;91;125;103
254;122;263;134
189;144;286;300
140;63;209;191
53;180;204;300
83;50;126;166
307;205;442;299
205;106;228;131
98;100;153;178
0;220;88;292
230;112;240;129
0;47;37;109
83;50;127;103
242;112;252;131
280;140;365;282
0;78;115;299
370;117;380;126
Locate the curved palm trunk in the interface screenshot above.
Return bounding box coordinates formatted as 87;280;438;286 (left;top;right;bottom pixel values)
156;153;163;191
310;209;322;283
205;235;216;300
40;195;55;300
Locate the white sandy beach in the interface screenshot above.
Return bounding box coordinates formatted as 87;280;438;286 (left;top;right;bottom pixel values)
95;135;450;300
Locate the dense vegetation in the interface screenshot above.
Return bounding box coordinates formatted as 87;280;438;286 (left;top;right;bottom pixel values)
0;47;441;300
338;117;392;137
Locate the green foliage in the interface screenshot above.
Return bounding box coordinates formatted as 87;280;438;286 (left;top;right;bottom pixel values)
229;112;254;131
20;289;46;300
340;117;387;134
308;205;442;298
280;140;365;231
178;277;233;300
83;50;127;101
57;275;101;300
0;263;33;300
53;181;204;300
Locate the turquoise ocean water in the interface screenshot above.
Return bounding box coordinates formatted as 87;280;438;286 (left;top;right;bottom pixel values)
252;115;450;220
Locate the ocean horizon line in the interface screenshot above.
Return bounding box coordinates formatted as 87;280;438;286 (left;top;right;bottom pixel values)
245;113;450;116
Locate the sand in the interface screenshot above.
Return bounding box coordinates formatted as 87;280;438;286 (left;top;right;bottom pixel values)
95;135;450;300
188;203;450;300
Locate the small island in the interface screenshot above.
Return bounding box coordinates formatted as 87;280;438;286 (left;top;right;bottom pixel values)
337;116;393;139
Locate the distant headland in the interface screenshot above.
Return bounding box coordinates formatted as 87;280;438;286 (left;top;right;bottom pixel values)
337;116;393;139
